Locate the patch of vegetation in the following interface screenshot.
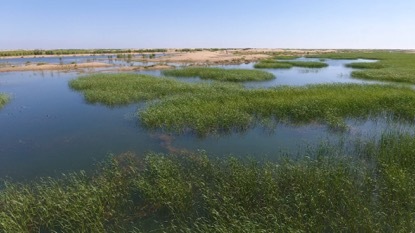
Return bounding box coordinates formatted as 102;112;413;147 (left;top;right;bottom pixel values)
162;67;275;82
0;94;9;109
254;60;328;69
273;55;300;60
71;74;415;135
284;61;328;68
345;62;385;69
254;61;293;69
2;133;415;232
309;51;415;83
69;73;242;106
141;83;415;134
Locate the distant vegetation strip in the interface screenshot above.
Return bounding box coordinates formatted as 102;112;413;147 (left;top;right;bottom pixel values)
2;132;415;232
0;49;167;57
254;60;328;69
0;94;9;109
70;74;415;135
162;67;275;82
308;51;415;83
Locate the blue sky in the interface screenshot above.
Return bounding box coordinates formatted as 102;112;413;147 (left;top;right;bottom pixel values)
1;0;414;49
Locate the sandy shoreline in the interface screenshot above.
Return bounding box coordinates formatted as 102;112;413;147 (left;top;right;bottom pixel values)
1;48;377;73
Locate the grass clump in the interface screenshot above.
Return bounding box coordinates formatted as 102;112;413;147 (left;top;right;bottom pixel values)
162;67;275;82
283;60;328;68
345;62;385;69
272;55;300;60
310;51;415;83
71;73;415;135
141;84;415;135
254;60;328;69
2;134;415;232
0;155;139;232
0;94;9;109
254;61;293;69
69;73;241;106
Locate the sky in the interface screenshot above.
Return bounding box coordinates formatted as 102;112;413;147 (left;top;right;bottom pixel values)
1;0;414;49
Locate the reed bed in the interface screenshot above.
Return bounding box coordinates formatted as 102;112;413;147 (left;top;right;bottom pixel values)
69;73;242;106
162;67;275;82
0;94;9;109
309;51;415;83
272;55;300;60
71;73;415;135
345;62;385;69
284;61;328;68
254;60;328;69
141;84;415;135
2;133;415;232
253;61;293;69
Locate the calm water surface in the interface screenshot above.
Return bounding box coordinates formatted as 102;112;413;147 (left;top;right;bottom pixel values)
0;57;413;179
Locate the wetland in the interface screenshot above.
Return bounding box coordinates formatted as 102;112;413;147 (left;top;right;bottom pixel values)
1;49;415;232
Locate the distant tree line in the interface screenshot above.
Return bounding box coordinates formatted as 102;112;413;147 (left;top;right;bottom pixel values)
0;49;167;57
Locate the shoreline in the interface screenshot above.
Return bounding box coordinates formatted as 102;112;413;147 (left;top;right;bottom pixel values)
2;48;413;73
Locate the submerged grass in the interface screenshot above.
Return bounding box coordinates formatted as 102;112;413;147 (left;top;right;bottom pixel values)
0;94;9;109
2;133;415;232
254;60;328;69
71;73;415;135
309;51;415;83
162;67;275;82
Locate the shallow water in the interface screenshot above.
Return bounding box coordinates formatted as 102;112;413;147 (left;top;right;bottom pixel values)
0;54;165;67
0;58;413;179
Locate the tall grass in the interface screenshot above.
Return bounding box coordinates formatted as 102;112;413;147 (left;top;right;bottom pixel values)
254;61;293;69
254;60;328;69
2;134;415;232
0;154;139;232
162;67;275;82
345;62;385;69
69;73;241;106
141;84;415;135
272;55;300;60
0;94;9;109
309;51;415;83
70;74;415;135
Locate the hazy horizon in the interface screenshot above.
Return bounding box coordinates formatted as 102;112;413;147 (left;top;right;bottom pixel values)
1;0;414;50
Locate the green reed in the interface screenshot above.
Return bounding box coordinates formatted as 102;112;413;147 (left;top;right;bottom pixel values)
309;51;415;83
70;74;415;135
0;94;9;109
254;60;328;69
69;73;241;106
162;67;275;82
140;83;415;135
2;133;415;232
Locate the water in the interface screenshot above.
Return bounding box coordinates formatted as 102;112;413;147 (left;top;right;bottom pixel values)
0;54;165;67
0;57;413;179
